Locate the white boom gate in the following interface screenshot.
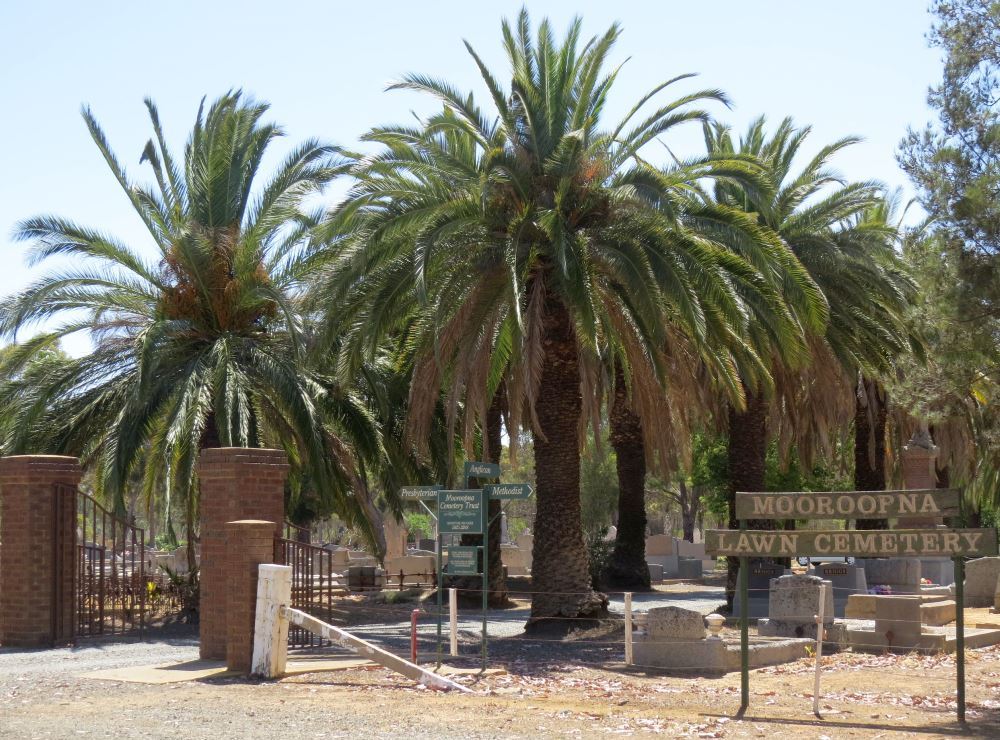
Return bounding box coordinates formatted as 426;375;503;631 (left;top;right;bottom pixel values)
250;564;472;693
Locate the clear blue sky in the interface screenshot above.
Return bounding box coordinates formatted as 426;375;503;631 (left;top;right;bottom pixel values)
0;1;941;356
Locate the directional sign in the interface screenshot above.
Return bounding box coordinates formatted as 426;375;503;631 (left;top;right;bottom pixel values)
446;546;480;575
464;460;501;480
705;528;998;558
399;485;442;500
735;489;961;520
437;489;484;534
484;482;533;500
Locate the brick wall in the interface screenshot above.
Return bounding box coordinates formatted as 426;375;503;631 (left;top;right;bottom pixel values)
198;448;288;660
0;456;81;648
225;520;276;673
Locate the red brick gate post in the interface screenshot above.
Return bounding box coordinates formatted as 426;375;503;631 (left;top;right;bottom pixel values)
225;520;276;673
0;455;81;648
198;448;288;660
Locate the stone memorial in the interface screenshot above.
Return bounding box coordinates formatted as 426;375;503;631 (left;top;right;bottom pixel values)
645;533;678;577
732;562;784;619
515;534;534;570
632;605;811;673
814;562;867;617
963;556;1000;607
757;574;841;641
862;557;921;594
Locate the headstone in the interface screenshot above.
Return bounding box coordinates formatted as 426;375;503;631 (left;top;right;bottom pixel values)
645;534;674;556
604;525;618;542
417;538;436;552
646;562;664;582
677;557;703;580
963;556;1000;607
897;428;943;528
383;517;407;560
758;574;833;640
645;606;705;641
919;557;955;586
733;562;784;618
501;544;528;576
862;558;921;594
515;534;534;570
814;562;867;617
500;512;509;544
875;595;922;649
347;565;380;591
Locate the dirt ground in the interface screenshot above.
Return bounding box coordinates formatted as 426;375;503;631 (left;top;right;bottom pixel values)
2;627;999;739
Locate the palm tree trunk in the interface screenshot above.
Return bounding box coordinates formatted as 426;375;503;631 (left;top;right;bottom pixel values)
725;389;768;609
606;361;650;590
527;290;608;627
854;376;888;531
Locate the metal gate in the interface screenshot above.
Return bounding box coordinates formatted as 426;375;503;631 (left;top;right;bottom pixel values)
274;536;347;647
73;486;147;639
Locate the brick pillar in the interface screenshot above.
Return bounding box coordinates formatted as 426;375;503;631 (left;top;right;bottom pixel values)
898;428;942;528
225;520;275;673
0;455;81;648
198;448;288;660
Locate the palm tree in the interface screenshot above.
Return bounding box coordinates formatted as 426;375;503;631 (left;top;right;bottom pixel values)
0;92;387;562
703;118;915;598
316;11;789;624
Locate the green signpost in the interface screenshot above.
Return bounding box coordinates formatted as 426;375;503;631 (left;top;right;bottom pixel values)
714;488;998;722
431;465;535;672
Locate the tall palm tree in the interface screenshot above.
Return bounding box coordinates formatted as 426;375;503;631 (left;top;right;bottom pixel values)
0;92;386;559
318;12;810;623
704;118;915;599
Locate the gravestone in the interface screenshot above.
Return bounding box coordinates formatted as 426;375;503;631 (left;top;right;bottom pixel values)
677;558;703;579
515;534;534;570
875;595;923;650
862;558;921;594
645;534;678;577
814;562;867;618
963;557;1000;607
919;557;955;587
645;605;705;641
417;538;436;552
733;562;784;619
758;574;836;640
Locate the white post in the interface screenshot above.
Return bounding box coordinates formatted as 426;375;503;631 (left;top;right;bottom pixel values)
812;583;827;717
251;564;292;678
449;587;459;657
624;592;633;666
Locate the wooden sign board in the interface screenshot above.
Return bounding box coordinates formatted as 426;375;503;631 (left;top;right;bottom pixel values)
705;528;997;558
735;489;961;521
437;490;484;534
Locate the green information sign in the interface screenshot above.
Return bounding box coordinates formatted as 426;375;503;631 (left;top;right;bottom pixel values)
735;489;961;520
464;460;501;479
705;527;998;558
447;546;479;575
399;485;442;500
484;482;533;500
437;489;484;534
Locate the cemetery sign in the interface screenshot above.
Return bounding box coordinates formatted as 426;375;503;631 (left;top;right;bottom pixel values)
446;546;479;575
735;489;960;520
437;489;484;534
464;460;501;479
706;527;997;558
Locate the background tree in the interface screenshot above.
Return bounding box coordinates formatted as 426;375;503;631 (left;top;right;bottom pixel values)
0;92;389;564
